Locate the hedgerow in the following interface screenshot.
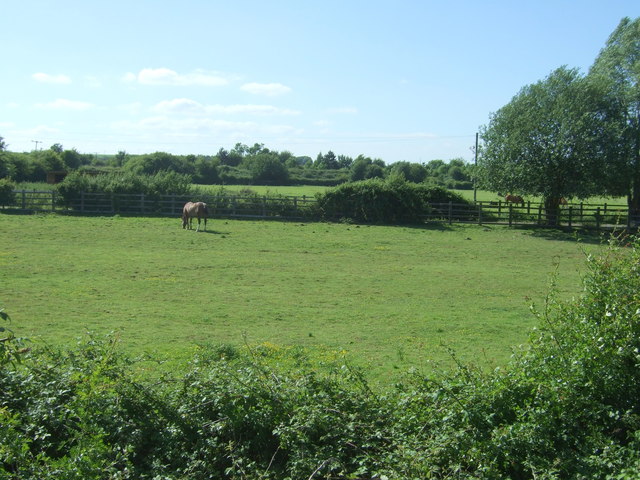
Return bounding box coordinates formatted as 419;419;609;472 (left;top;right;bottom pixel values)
56;170;193;205
2;236;640;479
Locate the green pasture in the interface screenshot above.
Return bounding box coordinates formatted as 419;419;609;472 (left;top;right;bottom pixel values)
1;213;603;383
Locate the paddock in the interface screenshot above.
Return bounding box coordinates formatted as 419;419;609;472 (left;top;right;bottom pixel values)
0;214;600;383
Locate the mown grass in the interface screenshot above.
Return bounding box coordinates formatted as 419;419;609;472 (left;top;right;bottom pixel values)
1;213;603;383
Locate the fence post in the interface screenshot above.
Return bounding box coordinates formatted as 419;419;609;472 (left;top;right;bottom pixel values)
140;193;145;214
262;196;267;217
537;205;542;225
596;207;601;231
568;207;573;228
509;204;513;227
51;191;56;211
448;201;453;225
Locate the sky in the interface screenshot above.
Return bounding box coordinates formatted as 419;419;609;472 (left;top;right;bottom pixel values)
1;1;639;164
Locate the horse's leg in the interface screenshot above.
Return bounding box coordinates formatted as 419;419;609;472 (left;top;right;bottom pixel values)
196;217;201;232
203;217;207;232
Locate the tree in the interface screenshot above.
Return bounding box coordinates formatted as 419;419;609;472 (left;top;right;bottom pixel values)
0;136;13;179
315;151;340;170
350;155;384;181
477;66;613;224
389;161;427;183
247;153;289;184
125;152;192;175
114;150;128;167
589;16;640;218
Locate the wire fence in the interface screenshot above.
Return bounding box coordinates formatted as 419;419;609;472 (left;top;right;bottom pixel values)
2;190;638;231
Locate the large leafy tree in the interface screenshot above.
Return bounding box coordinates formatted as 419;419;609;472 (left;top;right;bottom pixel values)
477;66;615;223
589;17;640;217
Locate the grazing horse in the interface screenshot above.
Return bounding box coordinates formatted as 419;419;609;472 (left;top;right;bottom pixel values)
504;194;525;207
559;197;568;206
182;202;209;232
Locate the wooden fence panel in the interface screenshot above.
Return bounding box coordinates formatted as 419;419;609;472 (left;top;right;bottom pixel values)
4;190;637;231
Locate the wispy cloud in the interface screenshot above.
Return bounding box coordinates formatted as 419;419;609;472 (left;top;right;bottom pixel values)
36;99;94;111
325;106;358;114
123;68;229;87
111;116;299;139
241;82;291;97
152;98;300;116
32;73;72;84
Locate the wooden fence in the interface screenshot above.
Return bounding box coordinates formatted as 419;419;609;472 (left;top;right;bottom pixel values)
2;190;318;220
2;190;638;231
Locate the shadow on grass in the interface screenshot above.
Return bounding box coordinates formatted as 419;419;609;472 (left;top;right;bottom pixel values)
523;227;606;245
193;229;230;236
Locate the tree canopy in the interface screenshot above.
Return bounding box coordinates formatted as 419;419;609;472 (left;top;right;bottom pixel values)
589;16;640;214
477;17;640;221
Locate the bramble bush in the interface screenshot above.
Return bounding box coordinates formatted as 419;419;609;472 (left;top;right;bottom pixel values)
2;236;640;479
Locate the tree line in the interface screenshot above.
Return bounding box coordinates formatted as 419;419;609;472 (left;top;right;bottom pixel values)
0;137;473;189
477;16;640;222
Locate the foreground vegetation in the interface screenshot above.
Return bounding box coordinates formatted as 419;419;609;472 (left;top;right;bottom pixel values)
2;235;639;479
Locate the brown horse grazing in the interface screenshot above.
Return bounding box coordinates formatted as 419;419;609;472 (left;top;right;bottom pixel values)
504;194;525;207
182;202;209;232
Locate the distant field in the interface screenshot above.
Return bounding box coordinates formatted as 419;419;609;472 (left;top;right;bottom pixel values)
15;182;628;206
1;213;602;383
454;189;628;206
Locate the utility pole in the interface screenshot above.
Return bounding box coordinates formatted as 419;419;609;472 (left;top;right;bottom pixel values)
31;140;42;151
473;132;479;203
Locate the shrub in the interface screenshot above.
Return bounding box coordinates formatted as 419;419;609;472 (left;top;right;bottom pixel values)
315;177;471;224
0;177;16;206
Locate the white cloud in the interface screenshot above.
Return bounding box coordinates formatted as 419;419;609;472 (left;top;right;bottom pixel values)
36;99;94;111
241;82;292;97
152;98;300;116
84;75;102;87
111;115;299;139
32;73;72;84
118;102;144;115
153;98;204;114
124;68;229;87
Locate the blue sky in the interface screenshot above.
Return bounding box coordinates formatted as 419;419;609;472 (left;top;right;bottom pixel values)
2;1;638;163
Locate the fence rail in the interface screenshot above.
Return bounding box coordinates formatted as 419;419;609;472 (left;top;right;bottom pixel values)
2;190;638;231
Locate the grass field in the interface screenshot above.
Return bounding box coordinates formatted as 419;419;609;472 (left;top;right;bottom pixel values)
1;213;604;383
